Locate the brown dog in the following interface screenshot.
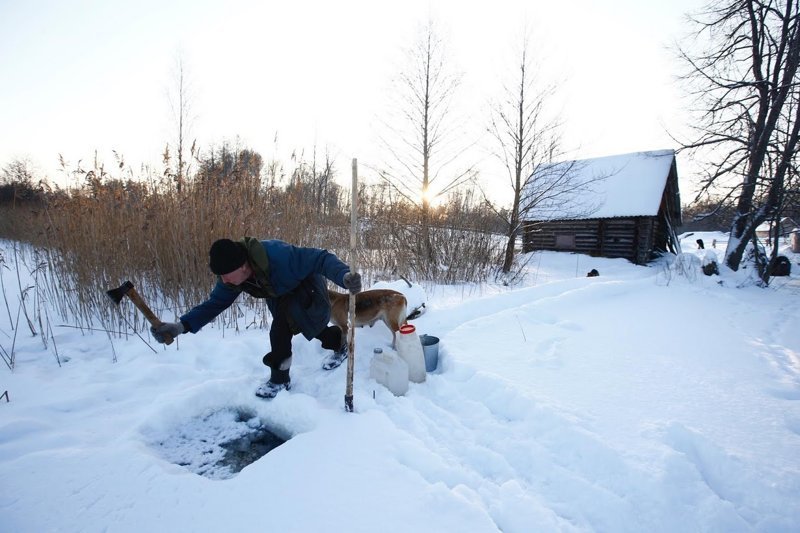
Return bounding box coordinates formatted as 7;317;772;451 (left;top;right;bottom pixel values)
328;289;409;348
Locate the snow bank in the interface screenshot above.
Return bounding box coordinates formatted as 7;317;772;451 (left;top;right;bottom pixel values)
1;240;799;532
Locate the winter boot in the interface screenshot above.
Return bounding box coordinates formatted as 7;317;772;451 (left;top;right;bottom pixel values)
322;343;348;371
255;359;291;399
255;379;291;399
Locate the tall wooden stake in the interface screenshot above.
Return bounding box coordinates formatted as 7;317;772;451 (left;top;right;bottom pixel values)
345;158;358;412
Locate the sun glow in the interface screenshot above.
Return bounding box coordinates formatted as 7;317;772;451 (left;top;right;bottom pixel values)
421;186;433;206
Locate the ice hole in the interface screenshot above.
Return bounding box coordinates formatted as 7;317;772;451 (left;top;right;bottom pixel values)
149;406;287;479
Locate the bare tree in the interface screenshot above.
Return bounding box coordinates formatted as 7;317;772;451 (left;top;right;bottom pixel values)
0;158;41;207
287;144;342;218
677;0;800;282
166;53;195;192
376;19;475;262
487;32;565;273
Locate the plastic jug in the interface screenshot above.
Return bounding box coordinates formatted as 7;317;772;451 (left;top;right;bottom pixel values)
369;348;409;396
396;324;426;383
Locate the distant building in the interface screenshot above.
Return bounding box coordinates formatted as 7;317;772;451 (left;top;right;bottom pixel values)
755;217;798;241
521;150;681;265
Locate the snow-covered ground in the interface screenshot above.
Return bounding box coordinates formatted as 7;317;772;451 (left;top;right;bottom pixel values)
1;233;799;532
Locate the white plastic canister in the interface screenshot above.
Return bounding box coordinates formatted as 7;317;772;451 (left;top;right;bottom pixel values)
396;324;426;383
369;348;409;396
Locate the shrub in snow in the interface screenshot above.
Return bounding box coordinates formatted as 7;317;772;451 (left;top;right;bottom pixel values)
699;250;720;276
702;261;719;276
741;241;767;269
673;252;701;281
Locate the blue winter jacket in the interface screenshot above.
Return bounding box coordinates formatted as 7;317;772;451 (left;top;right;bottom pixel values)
181;239;351;339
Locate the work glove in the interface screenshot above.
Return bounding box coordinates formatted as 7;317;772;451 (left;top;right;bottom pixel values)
150;321;186;344
342;272;362;294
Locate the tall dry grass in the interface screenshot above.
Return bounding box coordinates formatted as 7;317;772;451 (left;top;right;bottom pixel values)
0;151;503;346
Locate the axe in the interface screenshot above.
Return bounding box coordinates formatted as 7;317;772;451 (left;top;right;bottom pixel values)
106;280;174;345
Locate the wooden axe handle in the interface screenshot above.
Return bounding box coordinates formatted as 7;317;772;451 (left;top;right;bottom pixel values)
125;287;174;345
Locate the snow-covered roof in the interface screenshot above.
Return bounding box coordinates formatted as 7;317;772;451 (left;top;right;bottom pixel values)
524;149;676;221
755;217;798;233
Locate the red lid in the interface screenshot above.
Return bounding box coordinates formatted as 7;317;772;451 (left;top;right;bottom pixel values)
399;324;416;334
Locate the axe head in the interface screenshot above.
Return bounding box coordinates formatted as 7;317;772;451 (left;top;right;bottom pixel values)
106;280;134;305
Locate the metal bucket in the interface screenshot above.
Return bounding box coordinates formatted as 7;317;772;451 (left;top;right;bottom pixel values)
419;334;440;372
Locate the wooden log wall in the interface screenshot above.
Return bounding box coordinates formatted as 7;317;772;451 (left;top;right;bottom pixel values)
522;217;661;264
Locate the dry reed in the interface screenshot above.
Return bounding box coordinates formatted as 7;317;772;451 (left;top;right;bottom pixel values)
0;151;503;345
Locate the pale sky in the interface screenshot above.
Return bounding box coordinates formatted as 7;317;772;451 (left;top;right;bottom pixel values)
0;0;704;204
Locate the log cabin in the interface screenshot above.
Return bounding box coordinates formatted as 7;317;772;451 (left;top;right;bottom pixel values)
521;150;682;265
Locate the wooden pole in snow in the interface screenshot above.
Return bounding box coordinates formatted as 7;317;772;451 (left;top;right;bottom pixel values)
345;158;358;412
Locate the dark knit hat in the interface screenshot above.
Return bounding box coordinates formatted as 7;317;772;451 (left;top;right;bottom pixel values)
209;239;247;275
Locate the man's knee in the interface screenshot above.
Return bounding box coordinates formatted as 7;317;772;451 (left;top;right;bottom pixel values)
317;325;343;350
263;352;292;370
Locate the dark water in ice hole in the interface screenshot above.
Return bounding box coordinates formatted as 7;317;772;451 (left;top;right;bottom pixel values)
219;425;286;473
155;406;288;479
